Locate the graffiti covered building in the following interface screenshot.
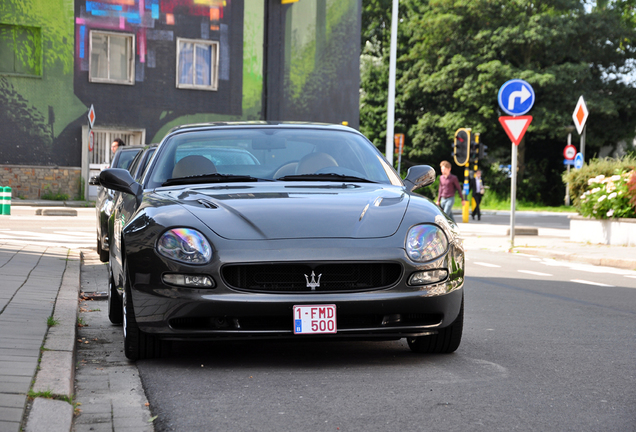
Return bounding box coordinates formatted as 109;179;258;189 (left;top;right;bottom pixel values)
0;0;361;199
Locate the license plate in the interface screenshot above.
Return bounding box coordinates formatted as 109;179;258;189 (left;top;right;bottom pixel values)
293;305;337;334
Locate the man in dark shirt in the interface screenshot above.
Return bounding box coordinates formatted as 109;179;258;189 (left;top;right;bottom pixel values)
437;160;465;223
469;169;485;220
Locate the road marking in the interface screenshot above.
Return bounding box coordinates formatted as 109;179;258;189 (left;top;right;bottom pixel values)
540;258;636;276
474;262;501;268
0;229;94;248
518;270;552;276
570;279;615;287
625;275;636;279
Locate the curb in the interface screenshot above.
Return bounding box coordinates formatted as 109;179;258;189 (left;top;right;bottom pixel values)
11;200;95;208
35;208;78;217
516;247;636;271
25;250;81;432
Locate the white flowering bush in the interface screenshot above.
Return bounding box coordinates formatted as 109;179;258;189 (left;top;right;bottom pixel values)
578;171;636;219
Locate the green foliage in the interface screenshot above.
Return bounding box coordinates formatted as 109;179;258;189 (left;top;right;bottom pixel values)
46;316;59;327
562;156;636;206
40;186;68;201
360;0;636;206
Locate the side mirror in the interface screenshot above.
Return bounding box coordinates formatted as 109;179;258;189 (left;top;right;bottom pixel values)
99;168;143;201
404;165;436;192
89;176;100;186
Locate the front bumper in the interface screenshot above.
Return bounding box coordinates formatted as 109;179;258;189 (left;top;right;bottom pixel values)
125;240;465;341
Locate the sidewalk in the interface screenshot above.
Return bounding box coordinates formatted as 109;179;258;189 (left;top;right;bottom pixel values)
1;211;635;431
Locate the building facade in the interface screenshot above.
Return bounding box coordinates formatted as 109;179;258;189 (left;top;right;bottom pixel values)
0;0;361;199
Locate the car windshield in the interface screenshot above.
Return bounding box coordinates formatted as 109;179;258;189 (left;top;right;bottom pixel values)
114;149;141;171
145;127;401;188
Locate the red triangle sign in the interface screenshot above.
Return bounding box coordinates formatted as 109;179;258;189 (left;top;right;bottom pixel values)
499;115;532;146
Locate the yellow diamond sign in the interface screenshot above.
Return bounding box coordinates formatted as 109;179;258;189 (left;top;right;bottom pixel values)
572;96;588;135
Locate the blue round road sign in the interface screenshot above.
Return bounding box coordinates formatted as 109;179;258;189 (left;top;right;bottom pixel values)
574;152;584;169
498;79;535;116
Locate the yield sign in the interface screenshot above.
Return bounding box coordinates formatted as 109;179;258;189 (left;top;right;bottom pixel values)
499;116;532;146
572;95;588;135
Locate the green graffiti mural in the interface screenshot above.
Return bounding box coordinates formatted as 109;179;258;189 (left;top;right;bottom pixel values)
283;0;359;125
0;0;88;165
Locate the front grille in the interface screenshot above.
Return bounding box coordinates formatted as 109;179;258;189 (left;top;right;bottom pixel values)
222;263;402;293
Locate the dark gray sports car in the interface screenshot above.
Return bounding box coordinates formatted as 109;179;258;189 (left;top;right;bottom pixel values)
100;122;465;360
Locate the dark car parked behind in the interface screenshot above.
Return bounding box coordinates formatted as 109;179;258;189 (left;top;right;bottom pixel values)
91;145;144;261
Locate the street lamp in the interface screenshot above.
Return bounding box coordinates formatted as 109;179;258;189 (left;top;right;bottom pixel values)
385;0;399;166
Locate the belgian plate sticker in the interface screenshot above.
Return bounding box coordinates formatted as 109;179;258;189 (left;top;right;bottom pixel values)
293;305;337;334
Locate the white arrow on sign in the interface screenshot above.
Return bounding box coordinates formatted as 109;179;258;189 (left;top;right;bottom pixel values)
508;85;531;110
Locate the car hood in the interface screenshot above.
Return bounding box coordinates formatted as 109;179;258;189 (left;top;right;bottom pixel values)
156;183;409;240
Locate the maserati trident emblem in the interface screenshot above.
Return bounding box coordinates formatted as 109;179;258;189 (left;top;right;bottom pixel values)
304;271;322;290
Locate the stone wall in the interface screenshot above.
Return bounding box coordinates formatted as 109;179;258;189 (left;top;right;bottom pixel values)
0;165;82;200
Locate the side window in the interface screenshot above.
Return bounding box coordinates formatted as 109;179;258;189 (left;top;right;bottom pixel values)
0;24;42;77
89;31;134;85
176;38;219;91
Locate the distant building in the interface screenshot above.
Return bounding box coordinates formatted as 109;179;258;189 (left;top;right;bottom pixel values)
0;0;361;199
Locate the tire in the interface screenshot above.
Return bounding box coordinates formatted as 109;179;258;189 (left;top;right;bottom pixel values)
407;297;464;354
97;237;109;262
107;267;123;324
122;262;167;360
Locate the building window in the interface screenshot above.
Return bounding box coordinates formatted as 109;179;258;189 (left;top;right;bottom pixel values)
89;31;134;85
176;38;219;91
0;24;42;77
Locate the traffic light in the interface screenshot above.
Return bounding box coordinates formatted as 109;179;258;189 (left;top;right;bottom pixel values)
470;133;479;162
479;141;488;160
453;128;470;166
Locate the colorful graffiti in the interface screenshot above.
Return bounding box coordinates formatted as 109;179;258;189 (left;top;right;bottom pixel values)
75;0;230;80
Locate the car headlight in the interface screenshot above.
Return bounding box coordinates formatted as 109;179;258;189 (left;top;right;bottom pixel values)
157;228;212;264
406;224;448;262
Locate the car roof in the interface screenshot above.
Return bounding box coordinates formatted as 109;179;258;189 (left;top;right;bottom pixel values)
166;121;358;136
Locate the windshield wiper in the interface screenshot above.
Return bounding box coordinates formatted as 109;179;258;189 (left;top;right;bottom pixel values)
162;173;271;187
276;173;377;183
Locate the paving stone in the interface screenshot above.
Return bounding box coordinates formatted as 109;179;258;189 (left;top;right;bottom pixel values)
0;406;23;423
24;398;73;432
0;394;26;409
74;423;114;432
32;350;74;397
0;420;20;432
0;375;31;393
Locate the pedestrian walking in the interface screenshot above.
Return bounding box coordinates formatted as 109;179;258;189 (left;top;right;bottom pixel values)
437;160;465;223
470;169;485;220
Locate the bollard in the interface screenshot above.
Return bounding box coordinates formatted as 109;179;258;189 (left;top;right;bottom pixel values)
1;186;11;215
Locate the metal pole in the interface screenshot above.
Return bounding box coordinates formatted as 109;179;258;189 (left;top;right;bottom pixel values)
510;142;517;250
581;124;586;160
565;133;571;206
384;0;399;165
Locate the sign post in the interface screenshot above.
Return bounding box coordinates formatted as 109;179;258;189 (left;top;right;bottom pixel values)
394;133;404;174
498;79;535;250
563;134;576;205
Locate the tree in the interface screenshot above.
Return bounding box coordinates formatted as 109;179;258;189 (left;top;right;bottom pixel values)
361;0;636;205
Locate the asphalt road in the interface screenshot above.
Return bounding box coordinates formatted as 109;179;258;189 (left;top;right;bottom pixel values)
137;250;636;432
4;207;634;431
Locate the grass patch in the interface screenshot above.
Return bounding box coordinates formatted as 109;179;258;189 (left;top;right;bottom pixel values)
46;316;59;327
453;192;576;213
40;186;69;201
